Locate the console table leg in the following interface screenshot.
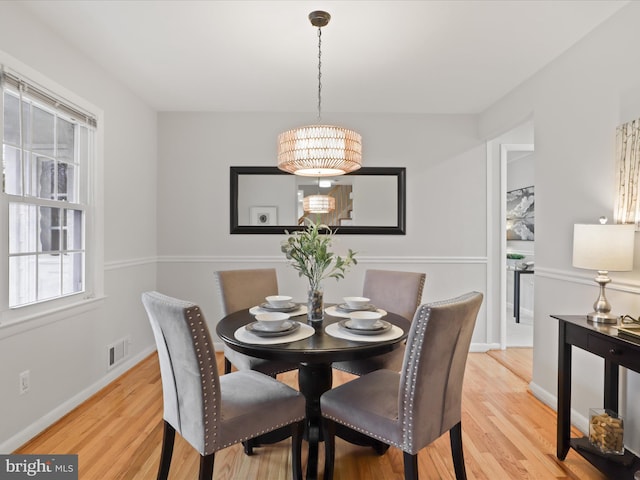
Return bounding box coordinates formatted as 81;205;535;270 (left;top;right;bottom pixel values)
514;270;521;323
604;358;619;412
557;322;571;460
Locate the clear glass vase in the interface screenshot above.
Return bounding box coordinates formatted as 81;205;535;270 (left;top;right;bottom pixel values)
307;287;324;325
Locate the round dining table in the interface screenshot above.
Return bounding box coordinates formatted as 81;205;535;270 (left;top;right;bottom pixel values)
216;306;410;480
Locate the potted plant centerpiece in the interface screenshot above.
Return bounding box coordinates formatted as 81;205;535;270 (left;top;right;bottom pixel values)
281;218;357;324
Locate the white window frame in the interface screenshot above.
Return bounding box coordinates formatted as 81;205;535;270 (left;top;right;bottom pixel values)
0;58;104;328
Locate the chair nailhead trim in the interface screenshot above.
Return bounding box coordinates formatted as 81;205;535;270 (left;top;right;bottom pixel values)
399;292;478;451
215;416;306;451
150;292;306;457
186;306;218;453
324;414;401;450
400;305;430;450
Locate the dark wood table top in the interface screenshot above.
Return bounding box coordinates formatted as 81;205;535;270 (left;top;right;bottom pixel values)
216;308;411;365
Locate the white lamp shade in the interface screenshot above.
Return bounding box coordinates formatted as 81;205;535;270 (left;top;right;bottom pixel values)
572;224;635;271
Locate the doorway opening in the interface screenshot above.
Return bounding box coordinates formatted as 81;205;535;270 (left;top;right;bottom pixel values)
486;120;534;380
503;145;534;348
487;121;535;382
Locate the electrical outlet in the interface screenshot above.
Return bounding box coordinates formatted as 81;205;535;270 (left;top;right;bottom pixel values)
19;370;30;395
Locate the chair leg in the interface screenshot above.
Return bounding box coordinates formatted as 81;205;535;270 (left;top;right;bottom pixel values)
372;439;390;455
157;421;176;480
198;453;214;480
291;421;304;480
224;356;232;374
449;421;467;480
403;452;418;480
242;439;254;455
323;419;336;480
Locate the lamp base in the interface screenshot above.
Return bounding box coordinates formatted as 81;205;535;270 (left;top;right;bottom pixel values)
585;271;619;324
586;311;619;324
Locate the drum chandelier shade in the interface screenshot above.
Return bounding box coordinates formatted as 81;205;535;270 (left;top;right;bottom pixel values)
277;11;362;177
278;125;362;176
304;194;336;214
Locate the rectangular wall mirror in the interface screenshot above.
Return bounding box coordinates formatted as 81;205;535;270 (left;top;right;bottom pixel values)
230;166;406;234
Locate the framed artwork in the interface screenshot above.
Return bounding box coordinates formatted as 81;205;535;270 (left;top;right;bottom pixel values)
250;206;277;226
506;186;534;241
615;118;640;225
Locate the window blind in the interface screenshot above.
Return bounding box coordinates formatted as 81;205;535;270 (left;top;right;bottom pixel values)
1;67;97;128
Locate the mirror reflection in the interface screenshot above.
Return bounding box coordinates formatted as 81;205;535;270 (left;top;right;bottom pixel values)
230;167;406;234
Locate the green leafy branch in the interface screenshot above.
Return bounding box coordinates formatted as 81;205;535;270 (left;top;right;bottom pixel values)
281;218;357;291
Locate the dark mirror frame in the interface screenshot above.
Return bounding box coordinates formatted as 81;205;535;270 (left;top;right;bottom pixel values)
230;166;406;235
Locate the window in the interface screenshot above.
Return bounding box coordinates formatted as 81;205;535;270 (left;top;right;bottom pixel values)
2;69;96;308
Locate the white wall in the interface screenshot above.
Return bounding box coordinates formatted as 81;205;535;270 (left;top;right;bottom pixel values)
0;3;158;451
238;175;296;225
156;112;492;349
352;176;397;226
480;1;640;452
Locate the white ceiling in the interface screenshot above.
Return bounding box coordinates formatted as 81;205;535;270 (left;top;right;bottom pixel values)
22;0;628;114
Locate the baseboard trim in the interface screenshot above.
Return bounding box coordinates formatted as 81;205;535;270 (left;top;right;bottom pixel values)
529;381;555;411
528;381;588;436
0;345;156;454
471;342;500;352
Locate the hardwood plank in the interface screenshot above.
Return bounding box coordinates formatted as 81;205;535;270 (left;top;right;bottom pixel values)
15;350;606;480
487;347;532;383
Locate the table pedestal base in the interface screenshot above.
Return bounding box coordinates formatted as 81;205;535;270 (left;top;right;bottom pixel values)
299;362;333;479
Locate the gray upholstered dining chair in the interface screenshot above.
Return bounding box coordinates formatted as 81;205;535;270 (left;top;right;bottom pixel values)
321;291;483;480
141;291;306;480
215;268;298;376
332;269;426;376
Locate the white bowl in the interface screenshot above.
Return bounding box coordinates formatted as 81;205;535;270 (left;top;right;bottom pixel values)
344;296;370;309
265;295;293;308
255;312;290;331
348;311;383;329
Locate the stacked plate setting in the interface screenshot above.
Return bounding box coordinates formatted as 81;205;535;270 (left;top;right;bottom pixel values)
259;295;299;313
338;298;391;335
336;296;377;313
243;296;298;337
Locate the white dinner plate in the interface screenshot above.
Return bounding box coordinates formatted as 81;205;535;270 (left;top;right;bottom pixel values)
249;305;308;317
336;303;378;313
325;305;387;319
339;319;392;335
245;321;300;337
259;302;300;313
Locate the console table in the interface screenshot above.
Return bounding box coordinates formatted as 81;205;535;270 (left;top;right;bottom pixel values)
513;268;534;323
553;315;640;479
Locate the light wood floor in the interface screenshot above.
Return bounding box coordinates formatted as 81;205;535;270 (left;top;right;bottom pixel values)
16;350;605;480
487;347;533;383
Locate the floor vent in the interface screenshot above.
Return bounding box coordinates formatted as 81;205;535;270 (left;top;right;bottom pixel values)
107;337;129;369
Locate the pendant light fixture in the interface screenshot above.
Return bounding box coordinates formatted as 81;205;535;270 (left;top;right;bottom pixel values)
304;194;336;214
303;177;336;214
277;11;362;177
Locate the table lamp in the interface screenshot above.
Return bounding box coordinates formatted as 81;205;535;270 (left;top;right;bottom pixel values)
572;222;635;323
